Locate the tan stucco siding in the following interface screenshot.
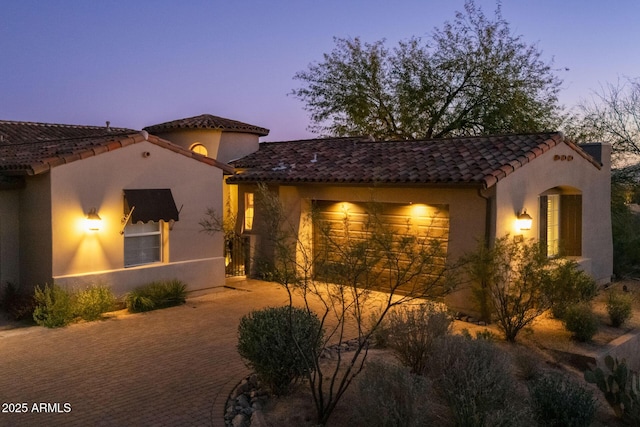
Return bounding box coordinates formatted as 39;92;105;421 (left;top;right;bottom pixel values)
19;174;53;288
218;132;260;163
151;129;223;160
494;143;612;283
49;140;225;292
244;184;487;265
0;190;21;286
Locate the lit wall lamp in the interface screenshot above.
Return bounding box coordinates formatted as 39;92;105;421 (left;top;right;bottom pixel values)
516;209;533;231
85;208;102;231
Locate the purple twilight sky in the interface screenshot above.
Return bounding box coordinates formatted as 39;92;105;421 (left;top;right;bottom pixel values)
1;0;639;142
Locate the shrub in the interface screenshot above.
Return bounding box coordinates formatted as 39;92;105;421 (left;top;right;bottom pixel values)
465;236;552;342
387;302;451;375
1;283;36;321
354;359;431;427
75;285;116;321
544;260;597;319
607;291;633;327
367;310;391;348
563;302;599;342
237;306;323;395
528;372;597;427
125;280;187;313
32;283;75;328
426;334;529;426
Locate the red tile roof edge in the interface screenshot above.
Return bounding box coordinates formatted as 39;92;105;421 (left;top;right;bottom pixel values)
478;133;601;188
18;132;234;175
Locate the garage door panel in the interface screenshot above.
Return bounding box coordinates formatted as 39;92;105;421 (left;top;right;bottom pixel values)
313;200;450;293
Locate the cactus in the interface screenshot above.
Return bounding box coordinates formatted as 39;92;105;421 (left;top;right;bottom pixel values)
584;355;640;422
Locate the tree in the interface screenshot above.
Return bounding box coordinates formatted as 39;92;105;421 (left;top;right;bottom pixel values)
253;184;457;425
292;1;563;140
568;77;640;158
466;236;552;342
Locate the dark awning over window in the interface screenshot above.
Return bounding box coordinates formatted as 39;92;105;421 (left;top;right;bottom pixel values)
124;189;179;223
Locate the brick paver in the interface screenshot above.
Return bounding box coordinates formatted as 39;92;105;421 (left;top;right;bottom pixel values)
0;280;290;427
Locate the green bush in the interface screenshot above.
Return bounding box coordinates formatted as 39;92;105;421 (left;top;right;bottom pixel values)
75;285;116;321
125;280;187;313
607;291;633;327
33;283;75;328
237;306;323;395
426;334;530;426
528;372;597;427
544;260;597;320
387;302;451;375
563;302;599;342
354;360;431;427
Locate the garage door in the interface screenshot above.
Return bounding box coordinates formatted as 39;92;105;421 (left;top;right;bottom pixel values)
313;200;449;293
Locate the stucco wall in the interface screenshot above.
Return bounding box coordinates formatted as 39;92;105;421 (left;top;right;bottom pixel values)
494;142;613;283
49;140;225;293
218;132;260;163
150;129;260;164
0;190;21;286
151;129;223;160
19;174;53;289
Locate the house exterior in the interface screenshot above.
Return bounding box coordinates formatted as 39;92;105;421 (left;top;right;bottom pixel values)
0;115;267;295
227;132;613;311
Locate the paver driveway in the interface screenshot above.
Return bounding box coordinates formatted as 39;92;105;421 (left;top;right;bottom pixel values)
0;280;290;427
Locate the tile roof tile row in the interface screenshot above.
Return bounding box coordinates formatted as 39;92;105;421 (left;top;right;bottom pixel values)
0;120;233;175
143;114;269;136
228;132;600;188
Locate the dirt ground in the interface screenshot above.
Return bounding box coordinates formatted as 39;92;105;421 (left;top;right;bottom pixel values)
259;280;640;427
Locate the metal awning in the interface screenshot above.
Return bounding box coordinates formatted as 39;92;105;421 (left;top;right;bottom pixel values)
123;189;179;223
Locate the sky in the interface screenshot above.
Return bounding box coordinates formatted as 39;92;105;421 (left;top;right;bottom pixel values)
1;0;639;142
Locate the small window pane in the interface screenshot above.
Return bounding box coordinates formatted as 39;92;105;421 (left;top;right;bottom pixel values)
124;222;161;267
245;193;254;231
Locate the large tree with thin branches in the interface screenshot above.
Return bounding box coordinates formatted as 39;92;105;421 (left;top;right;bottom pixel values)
292;1;563;140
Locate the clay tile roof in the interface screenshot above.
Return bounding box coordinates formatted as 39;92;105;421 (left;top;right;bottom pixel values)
0;120;233;175
228;132;600;188
143;114;269;137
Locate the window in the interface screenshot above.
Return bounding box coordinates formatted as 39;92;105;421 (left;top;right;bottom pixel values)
190;143;208;156
546;194;560;256
244;192;254;231
124;222;162;267
122;189;179;267
540;192;582;257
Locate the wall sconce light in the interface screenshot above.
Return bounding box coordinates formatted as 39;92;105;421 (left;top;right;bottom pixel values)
85;208;102;231
516;209;533;231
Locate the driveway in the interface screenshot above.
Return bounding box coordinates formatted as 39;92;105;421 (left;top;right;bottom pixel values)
0;279;291;427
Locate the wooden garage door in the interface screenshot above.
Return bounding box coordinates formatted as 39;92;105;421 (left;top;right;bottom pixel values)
313;201;449;293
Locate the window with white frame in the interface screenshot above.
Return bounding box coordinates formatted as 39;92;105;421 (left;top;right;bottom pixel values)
124;221;162;267
546;194;560;257
244;192;254;231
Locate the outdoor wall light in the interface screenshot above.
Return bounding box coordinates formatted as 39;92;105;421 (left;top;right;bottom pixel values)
516;209;533;231
85;208;102;231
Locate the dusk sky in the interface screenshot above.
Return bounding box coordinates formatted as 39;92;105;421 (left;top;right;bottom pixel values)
2;0;639;142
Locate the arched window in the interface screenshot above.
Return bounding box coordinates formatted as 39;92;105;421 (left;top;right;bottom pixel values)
539;187;582;257
190;143;208;156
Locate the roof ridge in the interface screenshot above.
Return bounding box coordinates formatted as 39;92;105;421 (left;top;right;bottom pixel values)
0;119;129;131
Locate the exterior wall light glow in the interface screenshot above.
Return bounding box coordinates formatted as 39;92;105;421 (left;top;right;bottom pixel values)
86;208;102;231
516;209;533;231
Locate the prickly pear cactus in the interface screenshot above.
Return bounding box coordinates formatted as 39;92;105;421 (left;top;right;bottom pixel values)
585;355;640;422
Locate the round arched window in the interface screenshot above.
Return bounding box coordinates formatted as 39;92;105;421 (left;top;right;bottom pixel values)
190;143;208;156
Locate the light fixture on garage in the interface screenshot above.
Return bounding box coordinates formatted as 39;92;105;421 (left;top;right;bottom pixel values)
516;209;533;231
86;208;102;231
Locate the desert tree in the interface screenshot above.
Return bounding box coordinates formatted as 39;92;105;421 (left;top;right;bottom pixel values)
292;0;563;140
568;77;640;159
466;235;552;342
253;183;456;425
